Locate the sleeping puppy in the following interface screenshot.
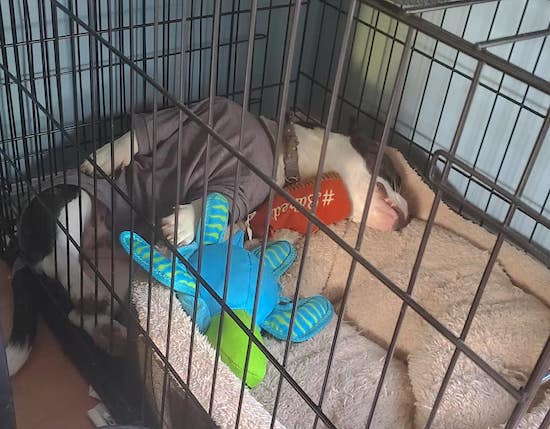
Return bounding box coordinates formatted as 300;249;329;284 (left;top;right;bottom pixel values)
82;116;409;239
8;97;408;374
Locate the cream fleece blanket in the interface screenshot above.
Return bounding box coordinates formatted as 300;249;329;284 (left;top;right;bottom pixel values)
256;317;413;429
387;149;550;308
276;220;550;428
494;392;550;429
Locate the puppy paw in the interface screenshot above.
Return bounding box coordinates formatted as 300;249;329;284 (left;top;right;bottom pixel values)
80;143;117;176
161;200;202;246
79;158;95;176
70;273;113;314
92;319;128;356
80;132;136;176
68;311;128;356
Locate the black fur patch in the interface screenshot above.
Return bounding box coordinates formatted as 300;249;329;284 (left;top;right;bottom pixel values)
9;266;38;347
349;128;402;193
17;184;81;266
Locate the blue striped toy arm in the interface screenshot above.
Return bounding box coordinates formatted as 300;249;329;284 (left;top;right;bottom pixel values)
119;231;197;295
261;295;334;343
196;193;230;246
252;240;297;279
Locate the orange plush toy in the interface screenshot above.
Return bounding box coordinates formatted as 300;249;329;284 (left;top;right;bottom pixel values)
250;172;352;239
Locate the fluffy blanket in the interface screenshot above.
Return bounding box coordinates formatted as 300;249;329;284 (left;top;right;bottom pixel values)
275;219;550;428
253;317;413;429
132;281;413;429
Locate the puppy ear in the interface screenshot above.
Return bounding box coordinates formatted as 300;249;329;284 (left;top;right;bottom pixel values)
349;127;381;172
349;127;403;192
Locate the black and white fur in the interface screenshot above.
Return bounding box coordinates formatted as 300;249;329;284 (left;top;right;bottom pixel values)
80;123;409;238
3;240;39;375
18;184;126;360
8;119;408;375
5;269;39;375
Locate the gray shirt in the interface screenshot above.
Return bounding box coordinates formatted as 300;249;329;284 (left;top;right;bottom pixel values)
59;97;275;236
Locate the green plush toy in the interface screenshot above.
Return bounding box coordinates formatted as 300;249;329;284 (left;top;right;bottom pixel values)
120;193;334;387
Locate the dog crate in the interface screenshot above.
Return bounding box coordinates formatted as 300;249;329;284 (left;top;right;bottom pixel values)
0;0;549;428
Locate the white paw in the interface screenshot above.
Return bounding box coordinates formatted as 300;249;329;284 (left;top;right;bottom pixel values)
80;132;136;176
68;310;110;335
161;200;202;246
80;144;111;175
68;311;127;355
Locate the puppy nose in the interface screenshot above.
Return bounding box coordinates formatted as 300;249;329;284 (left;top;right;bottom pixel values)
385;198;408;230
394;208;409;230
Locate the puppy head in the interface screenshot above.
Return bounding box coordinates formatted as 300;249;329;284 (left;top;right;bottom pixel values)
350;129;409;231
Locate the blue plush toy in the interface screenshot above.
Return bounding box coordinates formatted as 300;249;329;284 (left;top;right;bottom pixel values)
119;193;333;387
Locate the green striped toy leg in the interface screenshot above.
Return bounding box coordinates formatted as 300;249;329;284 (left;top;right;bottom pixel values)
119;231;197;296
261;295;334;342
252;240;297;279
196;193;230;246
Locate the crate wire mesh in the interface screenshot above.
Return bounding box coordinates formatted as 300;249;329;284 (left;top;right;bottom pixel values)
0;0;549;428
